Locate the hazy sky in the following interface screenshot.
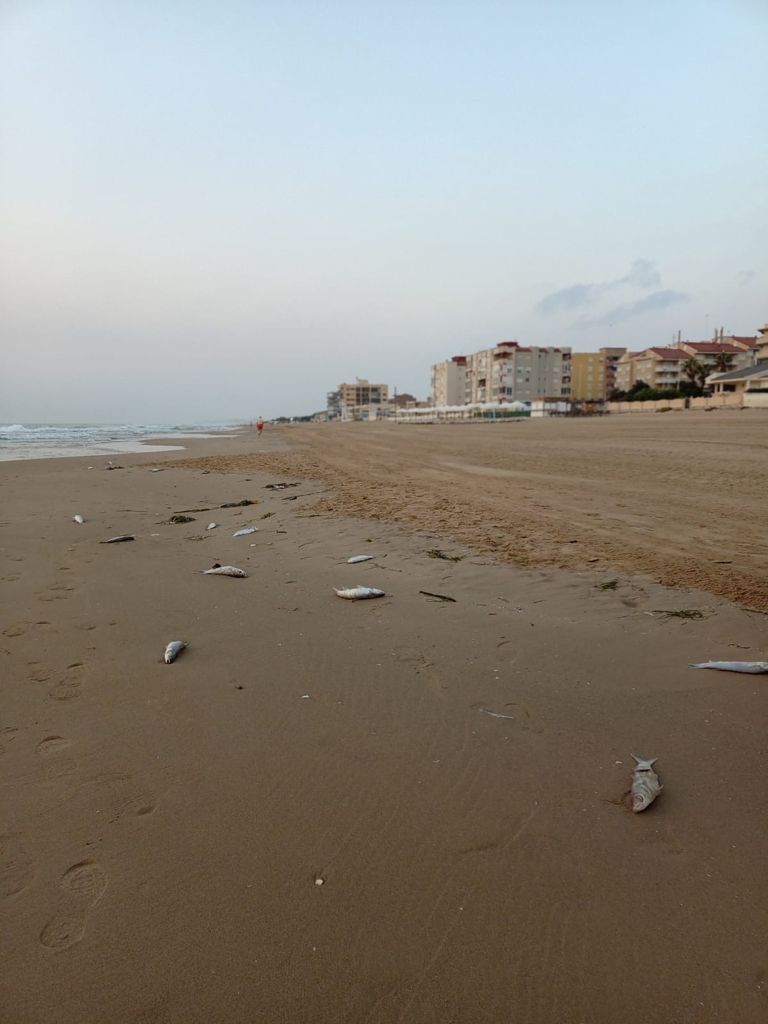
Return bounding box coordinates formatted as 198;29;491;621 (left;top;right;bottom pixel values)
2;0;766;421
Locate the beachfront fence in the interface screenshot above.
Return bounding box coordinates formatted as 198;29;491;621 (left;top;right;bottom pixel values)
606;393;746;414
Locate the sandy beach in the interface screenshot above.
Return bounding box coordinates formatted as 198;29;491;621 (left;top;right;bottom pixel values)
2;417;767;1023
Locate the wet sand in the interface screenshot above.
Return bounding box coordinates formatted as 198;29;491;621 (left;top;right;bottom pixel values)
1;421;767;1023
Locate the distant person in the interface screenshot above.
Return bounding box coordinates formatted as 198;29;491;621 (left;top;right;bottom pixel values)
256;417;264;436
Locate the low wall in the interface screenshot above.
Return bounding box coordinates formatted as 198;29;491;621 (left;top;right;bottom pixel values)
689;393;743;410
744;392;768;409
607;394;744;413
606;398;686;414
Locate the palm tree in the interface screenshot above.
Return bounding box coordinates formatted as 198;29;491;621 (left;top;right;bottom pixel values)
682;357;705;385
713;351;735;373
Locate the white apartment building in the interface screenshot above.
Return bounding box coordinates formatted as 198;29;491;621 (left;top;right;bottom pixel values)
430;356;468;406
431;342;571;406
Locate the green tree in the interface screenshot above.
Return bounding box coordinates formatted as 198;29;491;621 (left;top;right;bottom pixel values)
712;351;735;373
682;357;705;387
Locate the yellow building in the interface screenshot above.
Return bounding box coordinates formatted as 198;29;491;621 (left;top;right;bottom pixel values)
571;348;626;401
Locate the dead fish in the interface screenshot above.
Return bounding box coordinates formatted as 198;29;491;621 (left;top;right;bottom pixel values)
334;586;385;600
206;522;218;530
630;755;662;813
690;660;768;674
478;706;515;720
100;535;135;544
149;468;164;473
347;555;373;564
233;527;258;537
72;515;85;525
164;640;186;664
202;565;248;578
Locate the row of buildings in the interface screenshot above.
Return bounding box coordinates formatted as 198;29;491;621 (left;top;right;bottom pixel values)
613;334;765;393
325;381;420;421
323;323;768;420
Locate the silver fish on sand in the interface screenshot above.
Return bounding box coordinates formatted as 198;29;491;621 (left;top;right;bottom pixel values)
690;660;768;674
334;586;385;600
630;755;662;813
203;565;248;577
206;523;218;530
347;555;373;564
72;515;85;525
164;640;186;664
233;527;258;537
100;535;135;544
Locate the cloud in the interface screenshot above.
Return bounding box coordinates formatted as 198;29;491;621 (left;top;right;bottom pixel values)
619;259;662;290
579;289;688;327
534;258;662;315
535;282;601;314
737;269;755;286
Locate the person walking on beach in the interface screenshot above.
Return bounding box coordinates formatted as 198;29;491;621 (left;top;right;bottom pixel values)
256;417;264;436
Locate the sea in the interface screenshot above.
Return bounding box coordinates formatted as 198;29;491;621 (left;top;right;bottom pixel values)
0;422;242;462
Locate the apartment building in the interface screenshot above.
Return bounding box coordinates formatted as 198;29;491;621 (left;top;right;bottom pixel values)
614;351;640;394
327;379;390;420
678;341;755;372
571;347;626;401
431;356;468;406
468;342;571;402
431;342;570;406
630;348;689;389
757;323;768;361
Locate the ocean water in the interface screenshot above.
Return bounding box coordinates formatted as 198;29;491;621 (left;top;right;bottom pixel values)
0;422;241;462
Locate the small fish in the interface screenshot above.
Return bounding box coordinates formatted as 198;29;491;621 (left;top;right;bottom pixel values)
206;523;218;530
72;515;85;525
347;555;373;564
149;468;164;473
100;535;135;544
630;755;662;813
690;661;768;674
164;640;186;664
233;527;258;537
203;565;248;578
478;707;515;721
334;586;385;600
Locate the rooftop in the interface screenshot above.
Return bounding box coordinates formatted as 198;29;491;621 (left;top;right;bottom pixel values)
643;348;689;360
682;342;744;354
707;363;768;382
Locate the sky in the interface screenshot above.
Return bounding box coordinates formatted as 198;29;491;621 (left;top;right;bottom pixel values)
1;0;766;421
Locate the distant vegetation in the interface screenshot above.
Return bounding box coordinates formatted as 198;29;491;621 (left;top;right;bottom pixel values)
609;378;704;402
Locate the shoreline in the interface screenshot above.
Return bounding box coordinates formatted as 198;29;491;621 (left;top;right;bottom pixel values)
2;426;767;1023
0;427;244;464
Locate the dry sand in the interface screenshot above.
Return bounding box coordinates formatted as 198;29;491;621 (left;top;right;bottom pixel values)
1;417;767;1023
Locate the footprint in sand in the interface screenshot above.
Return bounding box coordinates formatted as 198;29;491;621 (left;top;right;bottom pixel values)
49;681;82;702
39;860;108;950
2;624;26;638
108;791;156;823
0;834;36;898
36;736;72;758
45;760;78;781
48;664;85;702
